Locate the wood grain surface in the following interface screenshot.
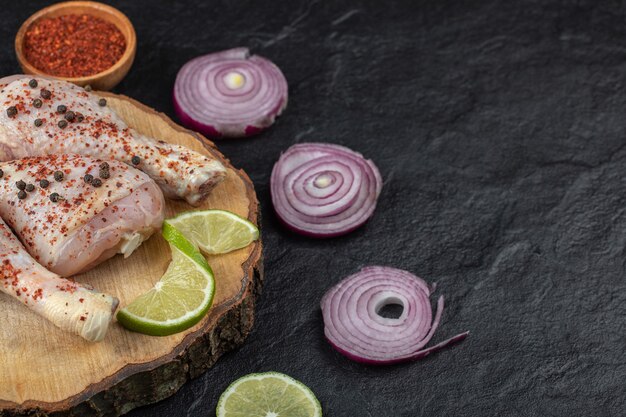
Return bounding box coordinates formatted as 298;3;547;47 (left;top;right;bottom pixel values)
0;93;263;416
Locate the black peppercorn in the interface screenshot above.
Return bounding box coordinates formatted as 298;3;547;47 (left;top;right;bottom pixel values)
56;105;67;114
58;120;68;129
84;85;92;92
25;183;35;192
99;161;110;179
33;99;42;108
76;112;84;122
34;119;43;127
83;174;93;184
64;111;75;121
131;156;140;165
17;190;26;200
16;180;25;190
49;192;61;202
98;98;107;107
41;89;51;99
39;179;49;188
92;178;103;187
54;171;64;182
6;106;17;118
28;79;38;88
0;169;3;179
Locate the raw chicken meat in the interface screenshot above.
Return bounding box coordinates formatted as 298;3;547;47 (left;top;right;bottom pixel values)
0;217;117;341
0;154;165;276
0;76;226;205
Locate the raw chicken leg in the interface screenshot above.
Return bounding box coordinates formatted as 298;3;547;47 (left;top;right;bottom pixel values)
0;217;118;341
0;76;226;205
0;154;165;276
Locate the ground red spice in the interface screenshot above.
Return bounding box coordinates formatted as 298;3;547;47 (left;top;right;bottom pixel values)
23;14;126;78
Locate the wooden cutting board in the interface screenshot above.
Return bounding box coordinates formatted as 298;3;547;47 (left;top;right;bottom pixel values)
0;93;263;416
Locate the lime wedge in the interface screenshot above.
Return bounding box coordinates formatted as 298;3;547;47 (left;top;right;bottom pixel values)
217;372;322;417
116;224;215;336
165;209;259;255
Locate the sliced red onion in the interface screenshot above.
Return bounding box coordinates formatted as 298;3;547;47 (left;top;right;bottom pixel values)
321;266;469;365
271;143;382;237
173;47;288;138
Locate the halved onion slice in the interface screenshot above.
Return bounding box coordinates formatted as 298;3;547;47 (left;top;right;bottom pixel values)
321;266;468;365
271;143;382;237
173;47;288;138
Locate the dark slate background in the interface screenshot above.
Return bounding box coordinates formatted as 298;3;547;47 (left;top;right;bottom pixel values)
2;0;624;415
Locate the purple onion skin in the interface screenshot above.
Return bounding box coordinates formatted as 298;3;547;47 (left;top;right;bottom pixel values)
325;332;470;365
270;143;383;238
321;266;469;365
244;125;265;136
173;91;223;139
173;90;282;139
172;48;288;139
272;206;374;238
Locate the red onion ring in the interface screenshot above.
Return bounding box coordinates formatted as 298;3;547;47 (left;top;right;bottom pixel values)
173;47;288;138
321;266;469;365
271;143;382;237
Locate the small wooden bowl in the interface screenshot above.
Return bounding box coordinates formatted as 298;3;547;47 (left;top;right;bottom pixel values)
14;1;136;91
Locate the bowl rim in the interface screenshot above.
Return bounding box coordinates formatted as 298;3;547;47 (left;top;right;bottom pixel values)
14;0;137;83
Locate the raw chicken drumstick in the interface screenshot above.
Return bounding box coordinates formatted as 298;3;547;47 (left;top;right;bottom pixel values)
0;217;118;341
0;76;226;205
0;154;165;276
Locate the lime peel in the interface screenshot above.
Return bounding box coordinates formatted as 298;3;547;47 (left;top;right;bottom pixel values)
116;225;215;336
164;209;259;255
216;372;322;417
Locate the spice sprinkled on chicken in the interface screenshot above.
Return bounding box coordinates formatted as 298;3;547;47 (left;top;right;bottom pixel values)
0;217;118;341
0;76;226;205
0;154;165;276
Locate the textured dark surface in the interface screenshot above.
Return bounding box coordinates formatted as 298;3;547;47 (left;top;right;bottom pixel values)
1;0;624;415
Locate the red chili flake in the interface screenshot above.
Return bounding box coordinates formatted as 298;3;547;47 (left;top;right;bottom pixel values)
23;14;126;78
0;260;22;288
157;147;172;156
56;282;78;294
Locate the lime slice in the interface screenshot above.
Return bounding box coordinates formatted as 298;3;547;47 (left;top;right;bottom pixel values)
217;372;322;417
165;209;259;255
116;223;215;336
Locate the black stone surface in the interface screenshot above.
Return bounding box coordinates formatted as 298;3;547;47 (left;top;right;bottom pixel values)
2;0;624;415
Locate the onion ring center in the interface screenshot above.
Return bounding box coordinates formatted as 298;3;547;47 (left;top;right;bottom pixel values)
313;172;336;189
375;298;405;320
368;291;410;325
223;71;246;90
